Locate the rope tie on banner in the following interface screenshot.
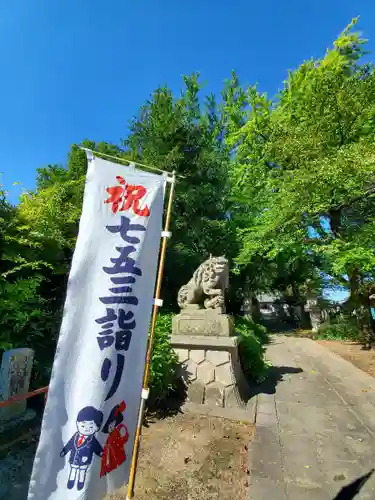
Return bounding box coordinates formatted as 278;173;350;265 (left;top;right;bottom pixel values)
161;231;172;238
141;388;149;401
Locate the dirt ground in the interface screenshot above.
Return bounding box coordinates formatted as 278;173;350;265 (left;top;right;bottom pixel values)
318;340;375;377
0;436;38;499
108;411;253;500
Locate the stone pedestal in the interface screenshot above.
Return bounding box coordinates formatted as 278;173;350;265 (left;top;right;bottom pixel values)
172;305;234;337
170;335;249;409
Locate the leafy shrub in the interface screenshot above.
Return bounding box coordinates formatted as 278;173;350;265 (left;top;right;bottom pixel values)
149;313;179;404
0;276;59;387
317;318;363;341
236;316;271;383
235;316;269;343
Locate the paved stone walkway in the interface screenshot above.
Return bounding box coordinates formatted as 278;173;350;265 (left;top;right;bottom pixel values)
249;334;375;499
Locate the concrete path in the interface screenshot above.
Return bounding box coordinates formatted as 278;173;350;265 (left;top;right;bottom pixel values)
249;334;375;500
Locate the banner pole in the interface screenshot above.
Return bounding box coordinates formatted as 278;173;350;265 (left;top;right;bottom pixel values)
126;171;176;500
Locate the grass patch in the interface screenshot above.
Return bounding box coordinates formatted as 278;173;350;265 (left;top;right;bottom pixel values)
316;319;363;342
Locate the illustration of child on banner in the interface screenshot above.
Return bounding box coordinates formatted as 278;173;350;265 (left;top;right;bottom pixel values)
60;406;104;491
100;400;129;477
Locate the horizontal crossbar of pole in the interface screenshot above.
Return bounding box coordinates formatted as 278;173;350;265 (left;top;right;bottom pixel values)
79;147;184;178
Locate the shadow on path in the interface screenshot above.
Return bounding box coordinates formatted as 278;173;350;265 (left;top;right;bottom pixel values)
144;377;187;426
248;366;303;398
333;469;374;499
260;318;299;335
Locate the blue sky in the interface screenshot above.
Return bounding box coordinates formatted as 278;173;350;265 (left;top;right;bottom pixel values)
0;1;374;300
1;0;374;202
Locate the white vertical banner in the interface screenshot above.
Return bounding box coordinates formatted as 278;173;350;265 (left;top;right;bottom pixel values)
28;154;166;500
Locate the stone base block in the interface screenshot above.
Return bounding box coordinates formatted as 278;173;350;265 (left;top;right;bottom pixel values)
172;306;234;337
171;335;249;409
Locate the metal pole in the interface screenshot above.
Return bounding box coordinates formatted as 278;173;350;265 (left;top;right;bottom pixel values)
126;171;176;499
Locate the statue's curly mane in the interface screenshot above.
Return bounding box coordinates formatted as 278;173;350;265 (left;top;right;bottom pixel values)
177;255;229;310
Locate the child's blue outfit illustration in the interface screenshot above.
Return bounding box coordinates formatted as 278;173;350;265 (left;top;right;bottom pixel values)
60;406;104;491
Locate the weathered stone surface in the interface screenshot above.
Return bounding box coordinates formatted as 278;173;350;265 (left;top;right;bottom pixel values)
249;478;286;500
170;335;238;349
250;426;283;481
285;484;330;500
177;255;229;311
204;382;224;407
224;386;244;408
305;297;322;332
180;360;197;383
172;309;234;336
197;361;215;384
189;349;206;364
310;310;322;333
174;348;189;363
206;350;230;366
170;334;249;409
0;348;34;422
249;334;375;499
187;381;205;404
215;362;235;387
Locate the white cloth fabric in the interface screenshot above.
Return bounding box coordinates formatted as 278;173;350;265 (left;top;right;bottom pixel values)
28;155;165;500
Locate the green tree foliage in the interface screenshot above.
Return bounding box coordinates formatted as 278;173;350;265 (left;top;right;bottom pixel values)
236;316;270;382
2;18;375;397
0;140;131;386
148;314;179;405
125;74;240;309
230;19;375;330
0;76;243;391
0;186;60;385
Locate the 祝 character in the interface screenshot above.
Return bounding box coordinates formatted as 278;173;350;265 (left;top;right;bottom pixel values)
100;401;129;477
104;176;150;216
60;406;104;491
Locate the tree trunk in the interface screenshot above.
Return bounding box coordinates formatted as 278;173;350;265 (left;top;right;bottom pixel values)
363;291;375;348
328;208;342;238
348;267;361;311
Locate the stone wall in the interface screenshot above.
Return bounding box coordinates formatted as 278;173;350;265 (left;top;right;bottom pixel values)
171;336;248;409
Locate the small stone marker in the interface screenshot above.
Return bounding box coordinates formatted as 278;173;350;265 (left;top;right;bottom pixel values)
0;348;34;422
306;297;322;333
